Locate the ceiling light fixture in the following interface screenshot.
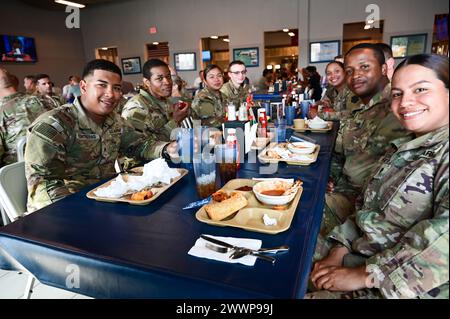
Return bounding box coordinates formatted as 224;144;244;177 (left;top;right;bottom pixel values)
266;65;273;70
367;19;375;24
223;38;230;42
275;64;281;69
282;29;289;32
288;32;295;37
101;47;109;50
364;24;372;30
210;35;219;39
152;42;159;45
54;0;86;8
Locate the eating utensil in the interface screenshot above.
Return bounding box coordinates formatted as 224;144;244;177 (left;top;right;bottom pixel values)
205;242;231;253
230;248;276;264
201;235;289;254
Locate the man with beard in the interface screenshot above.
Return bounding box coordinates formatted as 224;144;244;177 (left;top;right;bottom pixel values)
25;59;178;212
121;59;189;141
320;43;409;235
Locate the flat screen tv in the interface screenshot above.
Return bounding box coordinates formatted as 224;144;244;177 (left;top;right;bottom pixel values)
0;35;37;63
202;50;211;61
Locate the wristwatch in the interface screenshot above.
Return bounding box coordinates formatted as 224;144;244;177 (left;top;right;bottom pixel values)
161;143;171;161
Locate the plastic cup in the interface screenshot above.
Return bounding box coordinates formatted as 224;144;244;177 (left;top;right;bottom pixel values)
285;105;296;126
294;119;305;129
176;128;194;165
274;119;287;143
215;144;237;186
300;101;311;119
193;153;216;198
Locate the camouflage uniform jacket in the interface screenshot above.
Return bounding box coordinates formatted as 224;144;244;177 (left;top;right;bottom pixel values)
121;89;177;141
41;94;66;109
0;92;51;166
220;81;248;107
191;87;225;129
25;97;167;212
331;85;407;194
320;85;360;121
328;125;449;298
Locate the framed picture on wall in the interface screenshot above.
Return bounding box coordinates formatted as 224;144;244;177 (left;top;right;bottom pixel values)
121;57;141;75
174;52;196;71
309;40;340;63
390;34;427;58
233;47;259;67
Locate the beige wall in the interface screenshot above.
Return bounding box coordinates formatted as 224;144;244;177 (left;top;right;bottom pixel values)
80;0;448;85
0;0;86;91
1;0;447;88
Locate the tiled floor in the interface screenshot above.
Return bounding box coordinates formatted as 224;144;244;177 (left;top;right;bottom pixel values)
0;269;92;299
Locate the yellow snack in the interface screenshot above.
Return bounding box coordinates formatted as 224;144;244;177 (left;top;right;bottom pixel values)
205;192;248;221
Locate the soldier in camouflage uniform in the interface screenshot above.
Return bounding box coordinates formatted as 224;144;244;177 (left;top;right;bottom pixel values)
35;73;65;108
311;61;360;122
220;61;249;107
0;69;51;166
307;54;449;299
121;59;189;142
191;64;226;129
25;60;177;212
322;44;409;235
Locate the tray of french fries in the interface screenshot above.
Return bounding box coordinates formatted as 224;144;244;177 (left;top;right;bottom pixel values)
258;142;320;166
195;179;303;234
86;167;188;205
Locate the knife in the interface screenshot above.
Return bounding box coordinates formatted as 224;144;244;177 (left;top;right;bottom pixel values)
200;235;237;249
182;196;211;210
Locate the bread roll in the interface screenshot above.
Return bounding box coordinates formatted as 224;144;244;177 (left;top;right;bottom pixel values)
205;192;248;221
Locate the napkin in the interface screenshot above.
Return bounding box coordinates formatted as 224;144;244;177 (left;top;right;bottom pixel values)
188;235;262;266
93;158;180;198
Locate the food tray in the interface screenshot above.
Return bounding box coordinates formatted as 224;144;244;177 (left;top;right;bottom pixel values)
292;121;333;133
86;167;188;205
258;142;320;166
250;137;271;151
195;179;303;234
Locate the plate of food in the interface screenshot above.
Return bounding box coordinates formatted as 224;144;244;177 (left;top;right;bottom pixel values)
86;158;188;205
258;142;320;166
195;178;303;234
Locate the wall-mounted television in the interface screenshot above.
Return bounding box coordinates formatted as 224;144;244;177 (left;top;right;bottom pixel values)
202;50;211;61
0;35;37;63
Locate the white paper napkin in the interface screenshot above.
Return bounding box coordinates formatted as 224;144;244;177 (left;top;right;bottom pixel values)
93;158;180;198
188;235;262;266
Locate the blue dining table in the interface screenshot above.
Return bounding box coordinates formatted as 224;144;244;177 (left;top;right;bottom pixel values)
0;125;338;299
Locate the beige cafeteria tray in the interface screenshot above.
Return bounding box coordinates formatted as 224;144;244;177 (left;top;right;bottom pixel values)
292;121;333;133
258;142;320;166
195;179;302;234
86;167;188;205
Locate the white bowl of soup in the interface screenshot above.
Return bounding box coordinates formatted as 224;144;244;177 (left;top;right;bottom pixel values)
253;180;297;206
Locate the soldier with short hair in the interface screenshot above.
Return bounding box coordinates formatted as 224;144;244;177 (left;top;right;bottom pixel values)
0;68;51;166
191;64;226;129
121;59;189;141
321;43;409;235
25;59;178;212
307;53;449;299
220;60;248;107
35;73;66;108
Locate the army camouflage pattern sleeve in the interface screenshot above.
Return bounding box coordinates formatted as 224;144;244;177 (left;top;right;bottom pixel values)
25;111;75;212
365;161;449;299
0;94;50;166
119;118;168;161
191;88;225;128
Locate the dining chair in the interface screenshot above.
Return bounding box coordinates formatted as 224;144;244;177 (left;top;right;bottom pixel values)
0;161;28;224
